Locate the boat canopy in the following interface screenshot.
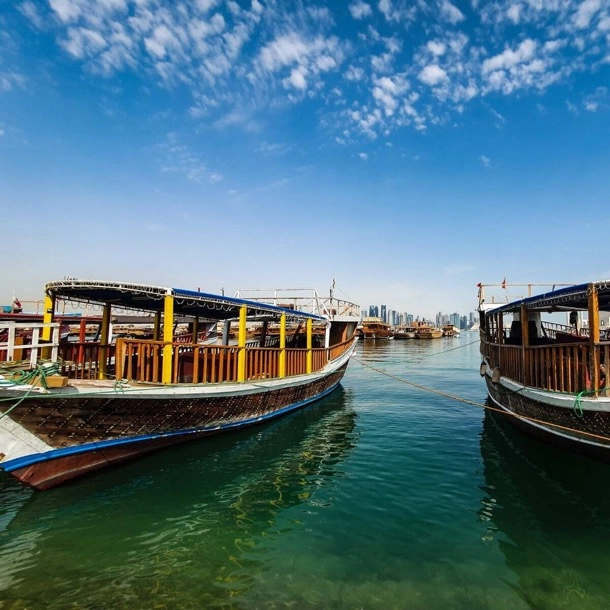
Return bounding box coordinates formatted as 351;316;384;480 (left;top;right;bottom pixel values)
483;280;610;315
45;280;327;322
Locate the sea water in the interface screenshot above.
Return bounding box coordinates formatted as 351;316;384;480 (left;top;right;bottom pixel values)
2;334;610;608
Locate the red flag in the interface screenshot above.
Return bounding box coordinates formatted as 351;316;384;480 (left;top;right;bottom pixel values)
501;276;506;290
12;296;22;313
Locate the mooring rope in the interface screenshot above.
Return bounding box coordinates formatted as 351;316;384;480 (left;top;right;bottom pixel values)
415;338;480;358
352;356;610;445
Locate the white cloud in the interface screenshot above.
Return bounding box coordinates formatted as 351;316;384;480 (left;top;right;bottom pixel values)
479;155;490;167
427;41;446;56
359;152;368;160
574;0;601;29
507;4;521;24
49;0;82;22
0;72;26;91
419;64;448;86
482;39;537;74
441;1;465;24
349;1;372;20
285;66;308;90
345;65;365;81
159;132;223;184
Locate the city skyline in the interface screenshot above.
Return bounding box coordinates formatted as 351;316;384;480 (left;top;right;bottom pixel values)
362;303;475;329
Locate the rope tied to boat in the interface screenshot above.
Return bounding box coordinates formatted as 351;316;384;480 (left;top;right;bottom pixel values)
353;356;610;445
0;360;62;392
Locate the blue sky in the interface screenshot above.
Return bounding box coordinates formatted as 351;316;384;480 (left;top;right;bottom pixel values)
1;0;609;319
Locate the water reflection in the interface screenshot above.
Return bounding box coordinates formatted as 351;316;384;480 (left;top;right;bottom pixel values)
479;408;610;608
0;389;358;609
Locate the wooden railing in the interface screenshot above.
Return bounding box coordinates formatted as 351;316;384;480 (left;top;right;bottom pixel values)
114;337;355;384
1;328;354;385
480;334;610;393
57;342;114;381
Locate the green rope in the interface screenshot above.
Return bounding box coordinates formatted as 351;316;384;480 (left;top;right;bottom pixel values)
572;389;603;418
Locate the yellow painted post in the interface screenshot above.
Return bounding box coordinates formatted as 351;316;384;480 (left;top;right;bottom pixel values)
162;293;174;384
98;303;111;379
41;293;55;358
306;318;313;373
279;313;287;378
237;305;247;381
41;294;55;341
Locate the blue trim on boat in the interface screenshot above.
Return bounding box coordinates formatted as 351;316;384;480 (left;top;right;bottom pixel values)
0;380;341;473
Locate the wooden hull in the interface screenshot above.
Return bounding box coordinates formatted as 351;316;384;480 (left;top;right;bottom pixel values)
415;330;442;339
361;332;394;339
484;374;610;461
1;364;349;490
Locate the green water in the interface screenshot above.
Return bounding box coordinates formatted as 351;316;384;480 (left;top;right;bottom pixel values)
3;335;610;608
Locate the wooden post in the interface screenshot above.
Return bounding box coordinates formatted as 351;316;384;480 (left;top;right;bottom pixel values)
588;283;600;392
279;314;286;378
237;305;247;381
259;320;268;347
191;317;199;343
153;311;161;341
520;304;529;386
222;321;231;345
162;292;174;384
98;303;111;379
78;318;86;365
306;318;313;374
498;313;504;345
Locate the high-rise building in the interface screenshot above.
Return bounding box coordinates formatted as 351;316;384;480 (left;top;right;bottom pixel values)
380;304;387;323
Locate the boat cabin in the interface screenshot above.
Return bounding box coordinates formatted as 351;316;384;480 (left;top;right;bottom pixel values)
479;281;610;394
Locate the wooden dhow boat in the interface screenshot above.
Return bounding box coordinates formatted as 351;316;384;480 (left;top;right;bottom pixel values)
441;323;460;337
478;280;610;462
413;322;442;339
355;317;394;339
393;325;416;340
0;280;359;489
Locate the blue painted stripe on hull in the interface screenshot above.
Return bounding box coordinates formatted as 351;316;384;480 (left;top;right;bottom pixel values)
1;379;341;473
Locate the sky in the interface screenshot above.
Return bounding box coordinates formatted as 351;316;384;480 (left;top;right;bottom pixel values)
1;0;609;320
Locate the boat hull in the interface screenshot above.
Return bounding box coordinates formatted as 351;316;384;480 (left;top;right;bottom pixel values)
484;374;610;462
1;365;348;490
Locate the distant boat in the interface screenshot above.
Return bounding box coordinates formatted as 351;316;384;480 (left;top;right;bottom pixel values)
478;280;610;462
393;325;416;340
0;280;360;489
441;324;460;337
414;323;442;339
356;317;394;339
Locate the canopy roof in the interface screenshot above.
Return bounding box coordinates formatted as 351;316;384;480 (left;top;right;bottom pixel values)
45;280;326;322
482;280;610;315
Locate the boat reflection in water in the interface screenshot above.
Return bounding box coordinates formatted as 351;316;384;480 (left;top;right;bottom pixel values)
0;390;358;609
479;407;610;608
